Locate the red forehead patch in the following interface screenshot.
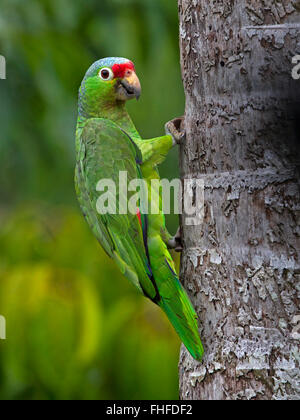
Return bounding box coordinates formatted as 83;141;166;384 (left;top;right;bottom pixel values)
112;61;135;79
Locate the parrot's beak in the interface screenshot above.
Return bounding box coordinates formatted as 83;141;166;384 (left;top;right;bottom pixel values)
117;71;141;101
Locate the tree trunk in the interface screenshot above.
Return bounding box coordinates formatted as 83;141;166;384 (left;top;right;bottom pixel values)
178;0;300;400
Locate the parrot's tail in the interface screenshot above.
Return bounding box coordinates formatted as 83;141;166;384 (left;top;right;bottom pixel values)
157;268;204;361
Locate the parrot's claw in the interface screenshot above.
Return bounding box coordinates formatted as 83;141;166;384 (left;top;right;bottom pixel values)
168;227;183;252
165;117;186;145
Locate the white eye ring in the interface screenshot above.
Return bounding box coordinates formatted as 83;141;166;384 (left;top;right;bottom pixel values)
99;67;114;81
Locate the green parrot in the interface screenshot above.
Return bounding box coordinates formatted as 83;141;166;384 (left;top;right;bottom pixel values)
75;57;204;361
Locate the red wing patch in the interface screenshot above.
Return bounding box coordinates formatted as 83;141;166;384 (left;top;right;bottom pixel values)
136;208;142;228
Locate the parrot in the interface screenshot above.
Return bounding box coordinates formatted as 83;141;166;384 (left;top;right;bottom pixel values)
75;57;204;361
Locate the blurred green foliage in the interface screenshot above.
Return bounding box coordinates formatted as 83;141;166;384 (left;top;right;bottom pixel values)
0;0;184;400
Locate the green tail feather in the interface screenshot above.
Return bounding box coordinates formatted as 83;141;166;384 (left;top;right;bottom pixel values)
157;276;204;361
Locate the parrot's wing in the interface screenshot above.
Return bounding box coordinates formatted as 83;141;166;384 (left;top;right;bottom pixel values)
75;118;157;299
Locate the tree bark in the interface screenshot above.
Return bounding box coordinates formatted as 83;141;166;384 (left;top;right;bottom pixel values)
178;0;300;400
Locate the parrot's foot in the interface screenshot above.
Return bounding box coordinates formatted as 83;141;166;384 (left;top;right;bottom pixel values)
165;117;186;145
167;227;183;252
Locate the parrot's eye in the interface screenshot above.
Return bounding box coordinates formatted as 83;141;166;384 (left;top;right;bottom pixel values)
99;68;114;81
